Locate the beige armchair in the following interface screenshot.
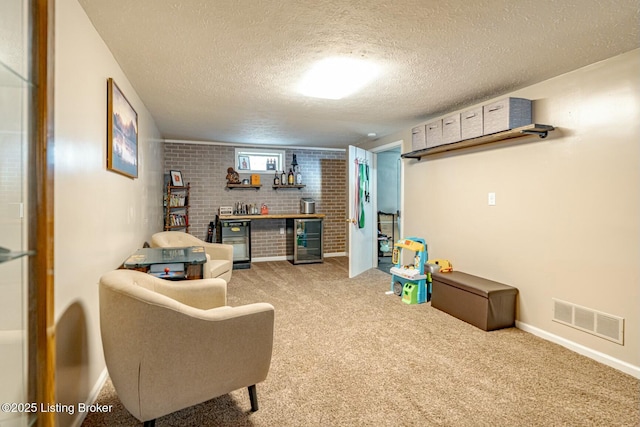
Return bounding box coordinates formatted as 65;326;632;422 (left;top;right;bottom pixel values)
150;231;233;282
99;269;274;426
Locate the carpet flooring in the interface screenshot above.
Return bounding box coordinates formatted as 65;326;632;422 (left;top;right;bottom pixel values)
83;257;640;426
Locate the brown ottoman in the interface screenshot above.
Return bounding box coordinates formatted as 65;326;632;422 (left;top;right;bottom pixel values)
431;271;518;331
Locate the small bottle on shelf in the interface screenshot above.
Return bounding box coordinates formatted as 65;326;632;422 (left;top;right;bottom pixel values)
280;170;286;185
295;166;302;185
288;168;294;185
274;170;280;185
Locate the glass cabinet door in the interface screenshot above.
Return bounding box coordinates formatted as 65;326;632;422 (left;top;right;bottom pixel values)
293;219;323;263
0;1;33;426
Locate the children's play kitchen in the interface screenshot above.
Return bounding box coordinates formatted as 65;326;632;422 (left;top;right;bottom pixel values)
390;237;430;304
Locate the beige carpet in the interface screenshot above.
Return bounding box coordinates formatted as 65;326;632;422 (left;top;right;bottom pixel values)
83;257;640;426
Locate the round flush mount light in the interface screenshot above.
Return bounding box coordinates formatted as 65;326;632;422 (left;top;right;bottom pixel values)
297;57;381;100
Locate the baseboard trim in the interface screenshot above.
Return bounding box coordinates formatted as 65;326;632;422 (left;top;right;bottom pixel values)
252;255;288;262
325;252;347;257
72;368;109;427
516;321;640;379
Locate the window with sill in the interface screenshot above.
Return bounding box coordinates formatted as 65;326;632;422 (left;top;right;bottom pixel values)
234;148;285;174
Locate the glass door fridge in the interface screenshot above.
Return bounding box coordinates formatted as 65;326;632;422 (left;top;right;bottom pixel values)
287;218;323;264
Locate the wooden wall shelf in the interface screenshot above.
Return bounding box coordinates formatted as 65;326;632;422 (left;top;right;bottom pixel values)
401;124;555;159
273;184;306;190
226;184;262;190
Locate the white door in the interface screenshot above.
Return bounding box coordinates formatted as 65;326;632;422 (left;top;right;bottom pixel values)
347;146;375;277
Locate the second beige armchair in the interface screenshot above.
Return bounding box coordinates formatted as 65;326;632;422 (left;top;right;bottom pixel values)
151;231;233;282
99;269;274;426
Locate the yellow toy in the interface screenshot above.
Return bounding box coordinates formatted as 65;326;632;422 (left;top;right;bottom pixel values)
427;258;453;273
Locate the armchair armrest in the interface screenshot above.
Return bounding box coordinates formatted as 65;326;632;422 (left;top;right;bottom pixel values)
203;242;233;263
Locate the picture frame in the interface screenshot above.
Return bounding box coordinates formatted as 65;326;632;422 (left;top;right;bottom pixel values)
238;155;250;170
107;78;138;178
170;170;184;187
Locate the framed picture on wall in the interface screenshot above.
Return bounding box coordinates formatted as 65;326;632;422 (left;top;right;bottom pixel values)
107;78;138;178
238;155;250;170
170;170;184;187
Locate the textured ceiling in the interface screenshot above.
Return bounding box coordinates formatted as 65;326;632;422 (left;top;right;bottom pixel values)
78;0;639;148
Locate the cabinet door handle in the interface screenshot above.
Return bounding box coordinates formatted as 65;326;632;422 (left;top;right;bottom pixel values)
465;113;476;119
488;105;503;112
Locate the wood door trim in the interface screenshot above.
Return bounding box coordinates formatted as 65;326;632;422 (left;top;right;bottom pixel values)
29;0;55;425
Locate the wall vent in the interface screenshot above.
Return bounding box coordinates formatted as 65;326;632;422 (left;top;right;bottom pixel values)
552;298;624;345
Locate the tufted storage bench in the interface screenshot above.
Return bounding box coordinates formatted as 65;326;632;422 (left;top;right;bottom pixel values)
431;271;518;331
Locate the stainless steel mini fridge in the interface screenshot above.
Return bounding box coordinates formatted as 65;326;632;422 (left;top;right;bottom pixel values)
286;218;323;264
217;219;251;269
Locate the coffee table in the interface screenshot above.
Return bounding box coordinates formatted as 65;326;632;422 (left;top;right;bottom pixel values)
122;246;207;280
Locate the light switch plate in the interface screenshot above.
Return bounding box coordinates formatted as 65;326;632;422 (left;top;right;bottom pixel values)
488;192;496;206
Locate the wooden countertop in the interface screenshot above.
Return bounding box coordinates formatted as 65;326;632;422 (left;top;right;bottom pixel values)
219;213;325;220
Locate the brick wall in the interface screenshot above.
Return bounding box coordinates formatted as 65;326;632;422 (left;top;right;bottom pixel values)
163;143;347;257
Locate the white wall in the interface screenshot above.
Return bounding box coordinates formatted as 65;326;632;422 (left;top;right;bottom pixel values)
362;49;640;375
54;0;164;425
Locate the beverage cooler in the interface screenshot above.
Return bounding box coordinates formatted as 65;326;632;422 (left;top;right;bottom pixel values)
286;218;323;264
217;219;251;269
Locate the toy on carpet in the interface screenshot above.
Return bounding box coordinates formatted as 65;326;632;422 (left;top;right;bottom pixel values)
389;237;430;304
426;258;453;273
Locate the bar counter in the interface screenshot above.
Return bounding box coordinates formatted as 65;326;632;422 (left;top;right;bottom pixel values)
218;213;325;220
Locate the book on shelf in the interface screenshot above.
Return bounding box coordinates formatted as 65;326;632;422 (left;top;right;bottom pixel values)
169;214;188;226
168;193;186;207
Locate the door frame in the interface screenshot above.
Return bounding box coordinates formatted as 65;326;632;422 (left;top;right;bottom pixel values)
370;140;403;268
29;0;56;425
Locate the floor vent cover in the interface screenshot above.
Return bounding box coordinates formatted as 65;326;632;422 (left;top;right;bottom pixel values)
552;298;624;345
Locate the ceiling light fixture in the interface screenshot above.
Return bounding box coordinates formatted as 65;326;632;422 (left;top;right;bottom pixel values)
297;57;381;100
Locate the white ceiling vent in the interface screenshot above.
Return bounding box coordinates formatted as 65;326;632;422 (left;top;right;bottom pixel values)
552;298;624;345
